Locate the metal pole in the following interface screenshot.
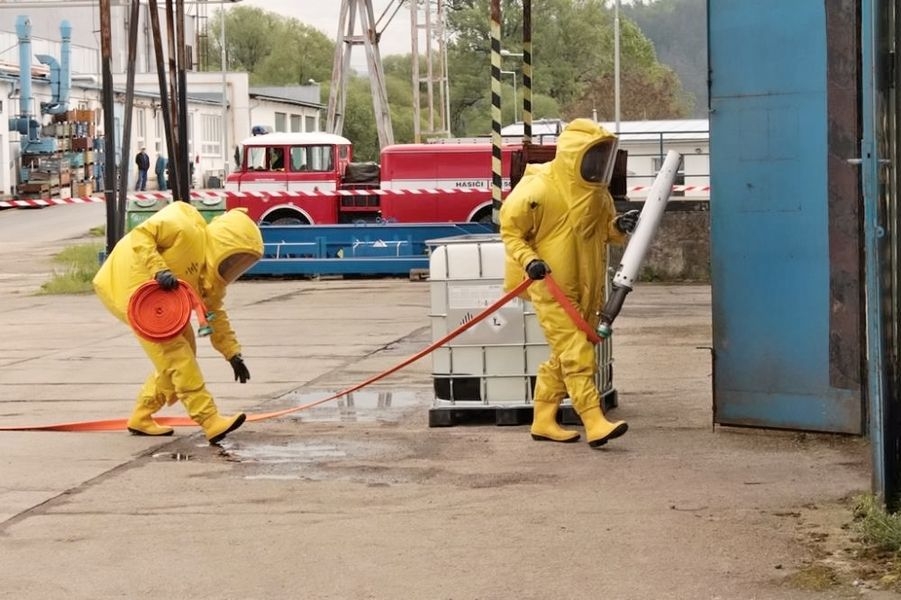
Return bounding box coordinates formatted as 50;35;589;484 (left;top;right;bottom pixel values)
501;69;517;123
512;72;517;123
522;0;532;144
164;0;182;197
860;0;888;506
117;0;140;239
490;0;502;227
410;0;421;142
220;7;228;177
614;0;621;132
147;0;178;192
176;0;190;198
99;0;118;254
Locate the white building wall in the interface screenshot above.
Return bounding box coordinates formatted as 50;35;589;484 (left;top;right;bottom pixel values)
0;4;202;75
248;99;321;137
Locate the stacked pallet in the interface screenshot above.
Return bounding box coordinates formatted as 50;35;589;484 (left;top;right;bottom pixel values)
17;108;103;202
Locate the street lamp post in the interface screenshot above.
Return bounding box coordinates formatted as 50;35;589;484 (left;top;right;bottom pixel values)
500;69;517;123
499;50;523;125
220;9;228;181
614;0;621;132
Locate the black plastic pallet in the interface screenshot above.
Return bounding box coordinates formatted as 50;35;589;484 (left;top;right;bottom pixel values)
428;390;618;428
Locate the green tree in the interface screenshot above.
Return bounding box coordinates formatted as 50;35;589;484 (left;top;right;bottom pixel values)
624;0;707;117
254;19;334;86
206;7;281;76
446;0;691;128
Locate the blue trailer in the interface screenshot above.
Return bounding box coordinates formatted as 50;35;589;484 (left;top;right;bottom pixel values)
247;222;494;277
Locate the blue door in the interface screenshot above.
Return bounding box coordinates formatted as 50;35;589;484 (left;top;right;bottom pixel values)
708;0;864;433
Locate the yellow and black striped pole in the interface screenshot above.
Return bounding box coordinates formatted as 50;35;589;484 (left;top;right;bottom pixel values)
522;1;532;144
490;0;503;227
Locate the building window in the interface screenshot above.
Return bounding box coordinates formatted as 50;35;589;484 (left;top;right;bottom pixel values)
137;108;146;140
200;113;222;156
305;115;316;132
290;114;302;132
275;112;287;132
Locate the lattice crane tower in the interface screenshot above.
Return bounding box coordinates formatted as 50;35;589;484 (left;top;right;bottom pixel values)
327;0;395;148
411;0;451;142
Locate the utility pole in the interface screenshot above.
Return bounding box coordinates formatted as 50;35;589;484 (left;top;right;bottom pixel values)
99;0;118;253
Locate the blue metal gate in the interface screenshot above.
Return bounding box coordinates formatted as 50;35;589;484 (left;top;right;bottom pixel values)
708;0;864;433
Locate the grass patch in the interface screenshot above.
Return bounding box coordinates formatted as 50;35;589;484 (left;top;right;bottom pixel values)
39;242;104;295
854;494;901;553
849;493;901;591
784;564;841;591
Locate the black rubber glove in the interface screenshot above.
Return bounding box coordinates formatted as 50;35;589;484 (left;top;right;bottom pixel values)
526;259;549;280
614;209;640;235
229;354;250;383
154;269;179;290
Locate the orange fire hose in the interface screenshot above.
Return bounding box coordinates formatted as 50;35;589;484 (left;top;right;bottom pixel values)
0;275;598;432
128;279;213;342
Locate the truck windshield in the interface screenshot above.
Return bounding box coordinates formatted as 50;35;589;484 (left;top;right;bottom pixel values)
247;147;274;171
289;145;334;172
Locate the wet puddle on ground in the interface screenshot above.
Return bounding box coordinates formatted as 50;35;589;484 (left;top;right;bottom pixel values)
275;389;429;423
220;438;401;482
154;390;430;481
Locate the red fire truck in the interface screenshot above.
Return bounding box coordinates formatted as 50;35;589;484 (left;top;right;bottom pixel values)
225;132;550;225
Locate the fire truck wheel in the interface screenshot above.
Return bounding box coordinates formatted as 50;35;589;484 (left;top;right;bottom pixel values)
266;214;309;226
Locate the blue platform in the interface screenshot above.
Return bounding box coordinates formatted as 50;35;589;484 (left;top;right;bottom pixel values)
247;222;494;276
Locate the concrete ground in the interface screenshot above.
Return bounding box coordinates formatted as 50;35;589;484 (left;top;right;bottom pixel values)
0;203;895;599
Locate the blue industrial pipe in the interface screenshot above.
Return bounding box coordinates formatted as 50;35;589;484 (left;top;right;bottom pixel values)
16;15;31;119
8;15;41;144
7;15;40;140
8;15;59;154
36;20;72;115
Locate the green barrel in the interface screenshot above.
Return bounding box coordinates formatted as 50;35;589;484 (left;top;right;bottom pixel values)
190;196;227;223
125;197;169;232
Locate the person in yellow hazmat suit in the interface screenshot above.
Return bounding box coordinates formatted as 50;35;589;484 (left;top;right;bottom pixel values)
93;201;264;444
500;118;639;447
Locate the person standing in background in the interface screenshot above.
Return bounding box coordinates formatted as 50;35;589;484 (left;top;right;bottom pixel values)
135;147;150;191
155;153;168;191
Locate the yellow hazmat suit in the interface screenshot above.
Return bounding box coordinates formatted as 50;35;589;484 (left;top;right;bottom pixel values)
500;118;629;447
93;202;263;443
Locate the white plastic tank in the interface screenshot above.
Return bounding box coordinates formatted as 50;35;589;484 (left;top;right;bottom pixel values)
428;233;613;409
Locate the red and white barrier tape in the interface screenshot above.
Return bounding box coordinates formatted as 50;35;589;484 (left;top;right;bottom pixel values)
627;185;710;194
1;185;711;209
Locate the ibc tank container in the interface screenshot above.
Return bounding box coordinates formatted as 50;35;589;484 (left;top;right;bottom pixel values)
428;234;614;411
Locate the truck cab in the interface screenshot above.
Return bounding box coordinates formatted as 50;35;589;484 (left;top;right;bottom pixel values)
226;132;355;224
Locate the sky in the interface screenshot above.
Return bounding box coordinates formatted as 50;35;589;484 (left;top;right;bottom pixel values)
234;1;414;63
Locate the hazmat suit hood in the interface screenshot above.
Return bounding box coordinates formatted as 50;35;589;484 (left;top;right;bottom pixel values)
548;118;618;238
204;208;264;285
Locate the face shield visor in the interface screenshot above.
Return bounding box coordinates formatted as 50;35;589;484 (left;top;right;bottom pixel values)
580;138;619;185
218;252;260;284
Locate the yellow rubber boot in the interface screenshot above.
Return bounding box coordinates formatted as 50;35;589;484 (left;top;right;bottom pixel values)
578;404;628;448
126;398;174;437
530;400;580;443
200;412;247;444
178;384;246;444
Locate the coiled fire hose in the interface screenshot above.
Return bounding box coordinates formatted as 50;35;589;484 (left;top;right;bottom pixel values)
128;279;214;342
0;275;598;432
